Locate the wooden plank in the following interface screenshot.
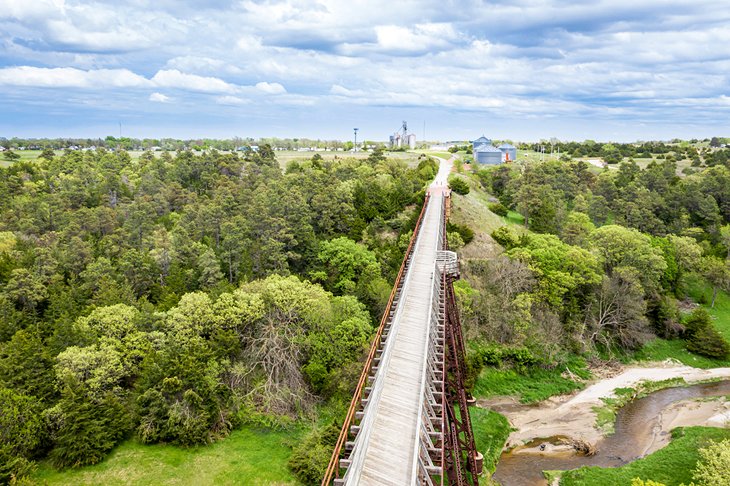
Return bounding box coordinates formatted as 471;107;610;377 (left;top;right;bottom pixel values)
351;190;445;485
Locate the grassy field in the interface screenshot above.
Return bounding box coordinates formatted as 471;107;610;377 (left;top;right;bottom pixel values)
553;427;730;486
469;407;512;474
473;357;591;404
32;426;301;485
448;172;529;261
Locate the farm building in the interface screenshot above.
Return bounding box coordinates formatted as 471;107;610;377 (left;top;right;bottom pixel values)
472;136;492;146
472;136;502;165
471;136;517;165
498;143;517;162
473;143;503;165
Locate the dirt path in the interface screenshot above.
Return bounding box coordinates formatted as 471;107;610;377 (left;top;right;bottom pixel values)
480;362;730;449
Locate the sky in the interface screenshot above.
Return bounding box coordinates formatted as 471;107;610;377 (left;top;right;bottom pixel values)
1;0;729;142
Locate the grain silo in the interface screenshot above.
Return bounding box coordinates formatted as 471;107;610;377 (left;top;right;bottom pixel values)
474;144;503;165
498;143;517;162
471;136;492;148
407;134;416;149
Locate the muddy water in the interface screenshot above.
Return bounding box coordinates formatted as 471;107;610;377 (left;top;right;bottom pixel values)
492;380;730;486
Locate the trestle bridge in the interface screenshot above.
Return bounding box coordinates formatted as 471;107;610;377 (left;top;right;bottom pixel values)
323;159;482;485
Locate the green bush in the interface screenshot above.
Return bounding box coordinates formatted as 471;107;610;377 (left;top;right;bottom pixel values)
448;176;470;195
446;222;474;244
0;388;44;483
288;423;339;484
684;309;730;359
490;226;521;249
488;202;509;217
48;390;130;469
693;438;730;485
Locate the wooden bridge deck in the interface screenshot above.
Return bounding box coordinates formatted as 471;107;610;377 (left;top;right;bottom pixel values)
347;160;451;485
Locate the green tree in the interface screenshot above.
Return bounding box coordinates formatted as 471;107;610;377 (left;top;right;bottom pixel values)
0;387;44;483
315;237;382;295
684;308;730;359
288;424;339;484
0;329;55;401
3;151;20;162
561;212;595;247
48;385;130;469
197;245;224;288
590;225;668;293
448;176;470;195
4;268;47;313
703;256;730;308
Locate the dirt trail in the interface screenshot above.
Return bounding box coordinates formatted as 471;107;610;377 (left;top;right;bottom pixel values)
480;361;730;449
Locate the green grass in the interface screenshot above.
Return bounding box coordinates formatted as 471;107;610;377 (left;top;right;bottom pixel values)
636;277;730;368
32;426;301;485
469;407;512;473
686;275;730;341
504;210;525;225
473;358;590;404
635;338;730;368
421;150;453;159
556;427;730;486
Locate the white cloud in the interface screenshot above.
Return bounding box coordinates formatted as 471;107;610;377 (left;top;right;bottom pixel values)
0;66;290;99
150;69;238;93
165;56;244;75
216;95;250;105
330;84;366;97
374;23;459;53
0;0;65;22
0;66;149;88
255;81;286;94
236;34;263;51
3;0;730;139
149;92;171;103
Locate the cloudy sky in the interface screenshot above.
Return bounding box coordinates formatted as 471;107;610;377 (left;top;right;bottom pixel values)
1;0;729;141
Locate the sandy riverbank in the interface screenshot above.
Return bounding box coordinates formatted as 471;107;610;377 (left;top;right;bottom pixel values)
480;361;730;449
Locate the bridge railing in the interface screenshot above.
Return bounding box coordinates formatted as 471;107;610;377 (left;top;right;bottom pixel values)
413;195;450;485
322;193;432;486
413;263;446;485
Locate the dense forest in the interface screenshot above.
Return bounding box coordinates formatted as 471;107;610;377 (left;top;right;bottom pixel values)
2;141;730;484
0;147;439;482
458;156;730;384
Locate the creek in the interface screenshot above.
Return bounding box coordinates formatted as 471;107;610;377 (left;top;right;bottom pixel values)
492;379;730;485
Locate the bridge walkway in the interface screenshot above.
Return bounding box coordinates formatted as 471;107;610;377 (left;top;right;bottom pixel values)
344;159;452;485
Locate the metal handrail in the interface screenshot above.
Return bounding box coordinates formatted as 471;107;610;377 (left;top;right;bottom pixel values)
321;192;432;485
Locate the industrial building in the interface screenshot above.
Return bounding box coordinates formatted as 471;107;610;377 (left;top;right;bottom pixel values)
389;121;416;149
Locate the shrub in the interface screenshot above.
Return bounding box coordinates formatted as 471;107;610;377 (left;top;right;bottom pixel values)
49;390;130;469
488;202;509;217
684;308;730;359
0;388;44;483
491;226;521;249
693;438;730;486
288;423;339;484
447;222;474;244
448;176;470;195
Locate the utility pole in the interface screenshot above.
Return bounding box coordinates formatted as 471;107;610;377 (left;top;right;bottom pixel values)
353;128;359;152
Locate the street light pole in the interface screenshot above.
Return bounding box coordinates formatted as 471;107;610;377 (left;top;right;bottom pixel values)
353;128;359;152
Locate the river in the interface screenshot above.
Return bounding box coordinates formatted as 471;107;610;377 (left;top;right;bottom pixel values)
492;380;730;485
